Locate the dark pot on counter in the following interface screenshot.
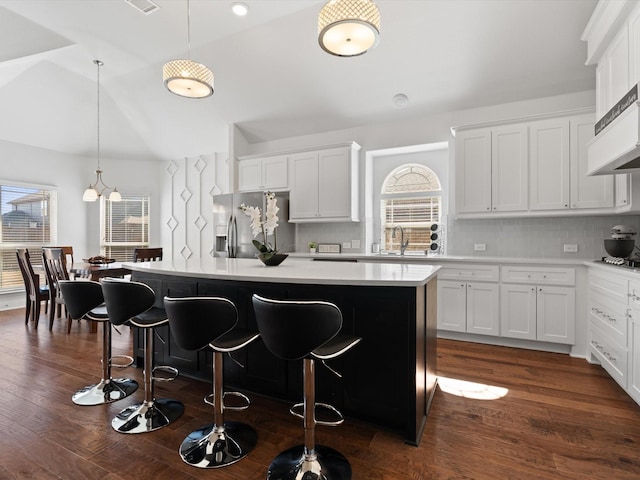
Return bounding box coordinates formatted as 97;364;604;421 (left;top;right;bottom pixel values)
604;239;636;258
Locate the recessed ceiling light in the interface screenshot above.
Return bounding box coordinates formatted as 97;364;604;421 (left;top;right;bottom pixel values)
393;93;409;107
232;2;248;16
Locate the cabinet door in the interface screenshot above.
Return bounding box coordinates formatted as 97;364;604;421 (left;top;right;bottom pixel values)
537;285;575;344
500;284;537;340
466;282;499;336
631;3;640;90
437;280;466;332
455;129;492;213
491;124;528;212
570;114;614;209
529;118;570;210
616;174;630;207
289;151;319;219
606;26;630;111
318;147;351;218
262;155;288;190
238;158;263;192
629;316;640;404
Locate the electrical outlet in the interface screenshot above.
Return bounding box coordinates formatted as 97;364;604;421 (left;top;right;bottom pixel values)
563;244;578;253
474;243;486;251
342;242;351;249
352;240;361;249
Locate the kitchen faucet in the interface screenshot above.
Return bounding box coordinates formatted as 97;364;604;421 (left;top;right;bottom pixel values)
392;225;409;255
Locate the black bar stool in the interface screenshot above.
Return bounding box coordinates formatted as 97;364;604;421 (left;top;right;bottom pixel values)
164;296;260;468
58;280;138;405
251;294;361;480
101;278;184;434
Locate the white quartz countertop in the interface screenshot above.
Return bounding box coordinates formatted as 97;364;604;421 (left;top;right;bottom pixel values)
125;257;440;287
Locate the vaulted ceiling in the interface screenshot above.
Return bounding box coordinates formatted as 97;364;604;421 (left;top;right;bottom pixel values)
0;0;597;162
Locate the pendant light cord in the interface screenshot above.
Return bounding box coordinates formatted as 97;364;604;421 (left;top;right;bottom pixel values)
187;0;191;60
95;59;102;171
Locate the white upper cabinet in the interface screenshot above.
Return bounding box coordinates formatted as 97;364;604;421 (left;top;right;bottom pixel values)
529;118;570;210
455;129;492;213
455;125;527;214
491;125;528;212
606;26;631;111
570;114;614;209
530;114;614;211
454;110;625;218
289;143;360;223
237;155;288;192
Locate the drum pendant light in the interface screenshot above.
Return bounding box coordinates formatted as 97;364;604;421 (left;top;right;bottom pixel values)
163;0;214;98
318;0;381;57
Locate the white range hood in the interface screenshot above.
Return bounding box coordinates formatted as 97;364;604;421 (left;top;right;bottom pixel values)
587;85;640;175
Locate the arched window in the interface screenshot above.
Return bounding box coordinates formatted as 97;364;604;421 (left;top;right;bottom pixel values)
380;164;441;253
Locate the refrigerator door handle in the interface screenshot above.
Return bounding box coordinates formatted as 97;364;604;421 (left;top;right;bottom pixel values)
228;215;238;258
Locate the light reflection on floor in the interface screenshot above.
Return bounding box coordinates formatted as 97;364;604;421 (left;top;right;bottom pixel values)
438;376;509;400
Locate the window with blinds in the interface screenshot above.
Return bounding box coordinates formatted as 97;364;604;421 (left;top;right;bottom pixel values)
100;194;150;262
0;183;57;291
380;164;441;253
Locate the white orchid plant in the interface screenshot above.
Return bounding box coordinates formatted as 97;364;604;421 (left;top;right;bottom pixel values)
239;191;280;258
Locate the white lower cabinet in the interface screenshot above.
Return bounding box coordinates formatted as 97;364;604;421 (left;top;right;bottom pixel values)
438;280;499;335
437;264;500;336
628;279;640;404
500;284;575;344
500;266;576;344
438;263;576;345
628;313;640;403
588;269;630;393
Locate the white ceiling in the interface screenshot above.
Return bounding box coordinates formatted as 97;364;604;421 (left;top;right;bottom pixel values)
0;0;597;162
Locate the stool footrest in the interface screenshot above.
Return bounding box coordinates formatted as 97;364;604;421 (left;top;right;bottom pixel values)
289;401;344;426
152;365;179;382
109;354;134;368
204;391;251;411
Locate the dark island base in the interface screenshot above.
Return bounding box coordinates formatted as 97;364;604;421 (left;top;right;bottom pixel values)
131;272;437;446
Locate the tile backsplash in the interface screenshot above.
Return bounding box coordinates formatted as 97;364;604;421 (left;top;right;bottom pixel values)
296;215;640;259
446;215;640;259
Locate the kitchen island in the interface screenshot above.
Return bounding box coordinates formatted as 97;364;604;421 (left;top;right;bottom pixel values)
127;257;439;446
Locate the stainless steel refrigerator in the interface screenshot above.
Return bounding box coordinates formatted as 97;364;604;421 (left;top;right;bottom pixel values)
212;192;295;258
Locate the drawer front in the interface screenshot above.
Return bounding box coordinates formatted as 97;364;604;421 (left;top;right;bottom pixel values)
589;292;628;347
438;264;499;282
589;270;629;304
501;266;575;286
589;323;628;389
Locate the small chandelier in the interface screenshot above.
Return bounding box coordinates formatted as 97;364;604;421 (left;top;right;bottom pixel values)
318;0;381;57
163;0;214;98
83;60;121;203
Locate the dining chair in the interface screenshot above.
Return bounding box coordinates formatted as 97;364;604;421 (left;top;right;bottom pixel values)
16;248;50;327
48;246;74;277
42;247;71;332
133;247;163;262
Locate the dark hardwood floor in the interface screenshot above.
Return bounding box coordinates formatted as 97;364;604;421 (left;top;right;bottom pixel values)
1;307;640;479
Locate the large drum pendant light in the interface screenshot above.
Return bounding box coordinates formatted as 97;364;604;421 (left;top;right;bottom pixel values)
318;0;381;57
163;0;214;98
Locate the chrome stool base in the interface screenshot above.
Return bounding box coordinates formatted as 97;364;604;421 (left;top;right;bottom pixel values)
179;421;257;468
72;378;138;406
267;445;351;480
112;398;184;434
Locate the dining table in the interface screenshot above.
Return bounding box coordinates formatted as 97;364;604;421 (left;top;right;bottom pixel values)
71;261;131;282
